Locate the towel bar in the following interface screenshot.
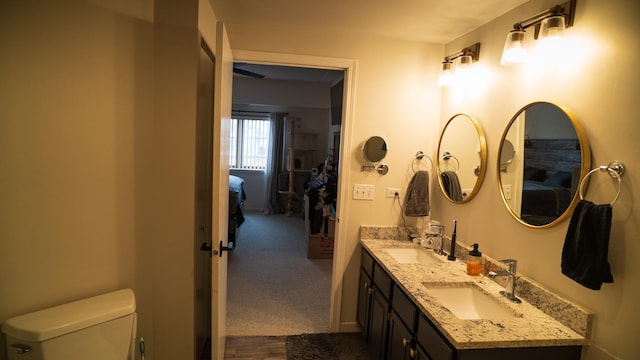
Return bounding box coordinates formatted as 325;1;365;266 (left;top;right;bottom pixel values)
578;161;625;206
412;151;433;173
439;151;460;172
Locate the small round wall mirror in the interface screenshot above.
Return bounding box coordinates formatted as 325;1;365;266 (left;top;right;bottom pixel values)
497;102;591;228
362;136;387;163
500;140;515;172
436;114;487;203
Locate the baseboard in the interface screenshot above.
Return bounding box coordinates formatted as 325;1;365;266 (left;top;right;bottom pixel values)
581;343;620;360
338;321;361;333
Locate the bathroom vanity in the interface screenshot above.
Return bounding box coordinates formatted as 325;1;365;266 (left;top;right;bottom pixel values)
357;227;591;360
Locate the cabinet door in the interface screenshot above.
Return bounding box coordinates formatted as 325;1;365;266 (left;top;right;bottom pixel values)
369;288;390;360
416;314;454;360
387;311;414;360
361;248;374;277
415;344;431;360
357;268;373;340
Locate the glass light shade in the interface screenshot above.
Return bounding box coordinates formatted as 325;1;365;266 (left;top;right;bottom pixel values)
500;29;527;66
458;55;473;67
539;15;566;40
437;62;453;87
454;55;473;83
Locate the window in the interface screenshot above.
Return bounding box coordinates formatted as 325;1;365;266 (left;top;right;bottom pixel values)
229;113;271;170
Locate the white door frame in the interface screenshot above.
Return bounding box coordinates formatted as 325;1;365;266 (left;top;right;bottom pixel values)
231;50;357;332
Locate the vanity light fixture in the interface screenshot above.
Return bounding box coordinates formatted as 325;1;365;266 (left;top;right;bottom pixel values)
437;42;481;87
500;0;576;66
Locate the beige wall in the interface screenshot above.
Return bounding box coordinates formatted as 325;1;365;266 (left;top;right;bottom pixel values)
0;2;153;359
0;1;217;359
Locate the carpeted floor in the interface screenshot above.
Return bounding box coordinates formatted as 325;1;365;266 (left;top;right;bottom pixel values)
286;333;370;360
227;211;333;336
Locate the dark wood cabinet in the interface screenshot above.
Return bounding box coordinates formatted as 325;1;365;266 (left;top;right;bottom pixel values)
387;310;414;360
414;343;430;360
358;248;391;360
357;268;373;341
416;314;454;360
369;288;390;360
357;248;582;360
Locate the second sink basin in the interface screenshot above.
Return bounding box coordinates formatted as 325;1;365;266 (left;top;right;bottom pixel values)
423;283;521;320
384;248;438;265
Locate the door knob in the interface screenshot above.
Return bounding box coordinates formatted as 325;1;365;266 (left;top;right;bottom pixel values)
218;240;235;257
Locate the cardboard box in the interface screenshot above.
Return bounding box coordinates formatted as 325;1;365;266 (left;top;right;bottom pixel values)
307;234;334;259
307;219;335;259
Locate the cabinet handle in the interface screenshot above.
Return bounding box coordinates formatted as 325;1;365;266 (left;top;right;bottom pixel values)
410;348;416;358
402;337;409;347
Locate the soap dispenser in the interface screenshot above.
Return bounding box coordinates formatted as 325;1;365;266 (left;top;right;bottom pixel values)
466;243;483;276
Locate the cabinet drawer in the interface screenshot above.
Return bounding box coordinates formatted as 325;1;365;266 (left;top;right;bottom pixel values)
392;284;417;332
417;314;454;360
373;263;393;300
361;248;374;277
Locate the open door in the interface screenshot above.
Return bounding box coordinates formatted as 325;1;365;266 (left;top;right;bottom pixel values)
210;21;234;360
195;38;215;359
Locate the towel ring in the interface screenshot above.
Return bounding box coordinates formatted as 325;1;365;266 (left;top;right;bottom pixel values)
439;152;460;172
412;151;433;173
578;161;625;206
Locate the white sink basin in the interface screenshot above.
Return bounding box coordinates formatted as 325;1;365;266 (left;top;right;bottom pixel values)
384;248;438;265
423;283;521;320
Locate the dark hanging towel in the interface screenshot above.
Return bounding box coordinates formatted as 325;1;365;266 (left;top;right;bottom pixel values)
404;171;430;216
441;171;463;202
561;199;614;290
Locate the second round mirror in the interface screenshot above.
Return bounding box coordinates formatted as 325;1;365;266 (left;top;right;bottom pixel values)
436;114;487;203
497;102;591;228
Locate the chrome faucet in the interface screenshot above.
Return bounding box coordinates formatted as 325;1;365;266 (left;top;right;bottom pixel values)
488;259;521;303
426;223;446;256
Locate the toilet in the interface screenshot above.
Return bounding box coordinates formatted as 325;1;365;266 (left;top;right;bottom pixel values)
2;289;137;360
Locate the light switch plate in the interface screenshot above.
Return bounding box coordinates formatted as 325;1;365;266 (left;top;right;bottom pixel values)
503;184;512;200
353;184;375;200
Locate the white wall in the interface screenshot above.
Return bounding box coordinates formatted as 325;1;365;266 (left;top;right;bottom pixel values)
435;0;639;358
231;77;334;211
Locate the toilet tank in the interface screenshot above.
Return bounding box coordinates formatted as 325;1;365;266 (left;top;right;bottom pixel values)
2;289;137;360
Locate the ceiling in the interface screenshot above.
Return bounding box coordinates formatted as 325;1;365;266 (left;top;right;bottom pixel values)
217;0;530;83
211;0;528;43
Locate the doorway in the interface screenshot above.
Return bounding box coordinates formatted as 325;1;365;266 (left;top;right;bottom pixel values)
229;57;354;335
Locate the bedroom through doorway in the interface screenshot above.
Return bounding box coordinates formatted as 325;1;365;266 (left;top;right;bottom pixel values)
226;63;345;337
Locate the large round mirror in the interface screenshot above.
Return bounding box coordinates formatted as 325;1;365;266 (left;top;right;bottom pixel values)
497;102;591;228
363;136;387;163
436;114;487;203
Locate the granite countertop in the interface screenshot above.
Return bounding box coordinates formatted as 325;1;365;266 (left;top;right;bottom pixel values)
360;238;588;350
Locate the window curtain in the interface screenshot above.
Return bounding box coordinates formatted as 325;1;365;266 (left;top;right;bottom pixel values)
263;112;287;214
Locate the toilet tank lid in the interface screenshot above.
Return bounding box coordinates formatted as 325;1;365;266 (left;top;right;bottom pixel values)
1;289;135;342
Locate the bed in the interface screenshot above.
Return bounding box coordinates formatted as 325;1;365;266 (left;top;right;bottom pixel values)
229;175;246;244
520;169;573;226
